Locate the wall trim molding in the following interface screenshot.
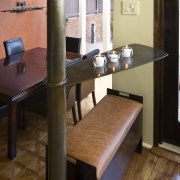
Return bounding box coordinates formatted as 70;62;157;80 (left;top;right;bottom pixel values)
143;142;152;149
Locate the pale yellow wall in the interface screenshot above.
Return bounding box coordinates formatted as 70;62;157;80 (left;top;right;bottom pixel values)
112;0;154;146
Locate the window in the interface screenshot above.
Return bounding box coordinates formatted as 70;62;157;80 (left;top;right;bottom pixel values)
66;0;113;17
86;0;97;14
66;0;79;17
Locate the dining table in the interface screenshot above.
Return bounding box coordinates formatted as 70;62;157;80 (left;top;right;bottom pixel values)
0;47;81;159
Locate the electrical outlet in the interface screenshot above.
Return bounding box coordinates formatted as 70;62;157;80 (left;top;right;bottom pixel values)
16;1;26;7
122;0;139;15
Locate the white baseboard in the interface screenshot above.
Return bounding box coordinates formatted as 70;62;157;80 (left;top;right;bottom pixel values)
142;141;180;154
142;142;152;149
159;142;180;154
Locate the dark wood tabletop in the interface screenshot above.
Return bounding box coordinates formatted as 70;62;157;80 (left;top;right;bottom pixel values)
0;47;81;159
0;48;46;98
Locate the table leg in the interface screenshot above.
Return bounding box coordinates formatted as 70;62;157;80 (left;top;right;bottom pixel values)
7;102;17;159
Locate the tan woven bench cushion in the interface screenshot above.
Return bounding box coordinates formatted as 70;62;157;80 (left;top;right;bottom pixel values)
67;94;143;179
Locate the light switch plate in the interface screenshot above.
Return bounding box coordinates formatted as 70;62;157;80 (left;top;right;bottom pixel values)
122;0;139;15
16;1;26;7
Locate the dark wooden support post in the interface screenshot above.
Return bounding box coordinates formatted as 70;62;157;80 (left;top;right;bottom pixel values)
153;0;164;146
47;0;66;179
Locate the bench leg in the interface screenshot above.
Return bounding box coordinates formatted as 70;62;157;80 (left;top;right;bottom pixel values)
135;137;142;154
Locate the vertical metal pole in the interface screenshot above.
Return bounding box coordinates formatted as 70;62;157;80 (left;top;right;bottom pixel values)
47;0;66;179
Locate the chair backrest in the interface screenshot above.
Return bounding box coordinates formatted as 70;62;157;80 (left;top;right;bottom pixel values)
4;52;24;65
3;37;25;57
81;49;100;60
66;36;81;53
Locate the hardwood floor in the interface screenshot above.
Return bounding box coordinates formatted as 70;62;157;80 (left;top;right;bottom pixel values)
0;77;179;179
151;147;180;164
0;109;179;179
123;148;179;180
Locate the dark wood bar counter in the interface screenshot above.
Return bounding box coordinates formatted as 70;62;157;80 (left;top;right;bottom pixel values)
66;44;168;86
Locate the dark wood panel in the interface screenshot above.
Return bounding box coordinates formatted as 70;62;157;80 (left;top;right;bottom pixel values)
153;0;164;146
154;0;180;146
162;0;180;146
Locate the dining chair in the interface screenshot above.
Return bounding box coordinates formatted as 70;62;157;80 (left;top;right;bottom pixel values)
3;37;25;57
66;36;81;53
76;49;100;120
22;85;78;129
65;36;81;122
2;37;24;129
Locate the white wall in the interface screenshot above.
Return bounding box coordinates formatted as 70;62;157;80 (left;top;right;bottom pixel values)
112;0;154;146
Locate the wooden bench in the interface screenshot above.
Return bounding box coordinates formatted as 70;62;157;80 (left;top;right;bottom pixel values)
67;88;143;180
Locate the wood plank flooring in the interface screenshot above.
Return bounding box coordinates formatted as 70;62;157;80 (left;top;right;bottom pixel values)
0;92;179;179
123;147;179;180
